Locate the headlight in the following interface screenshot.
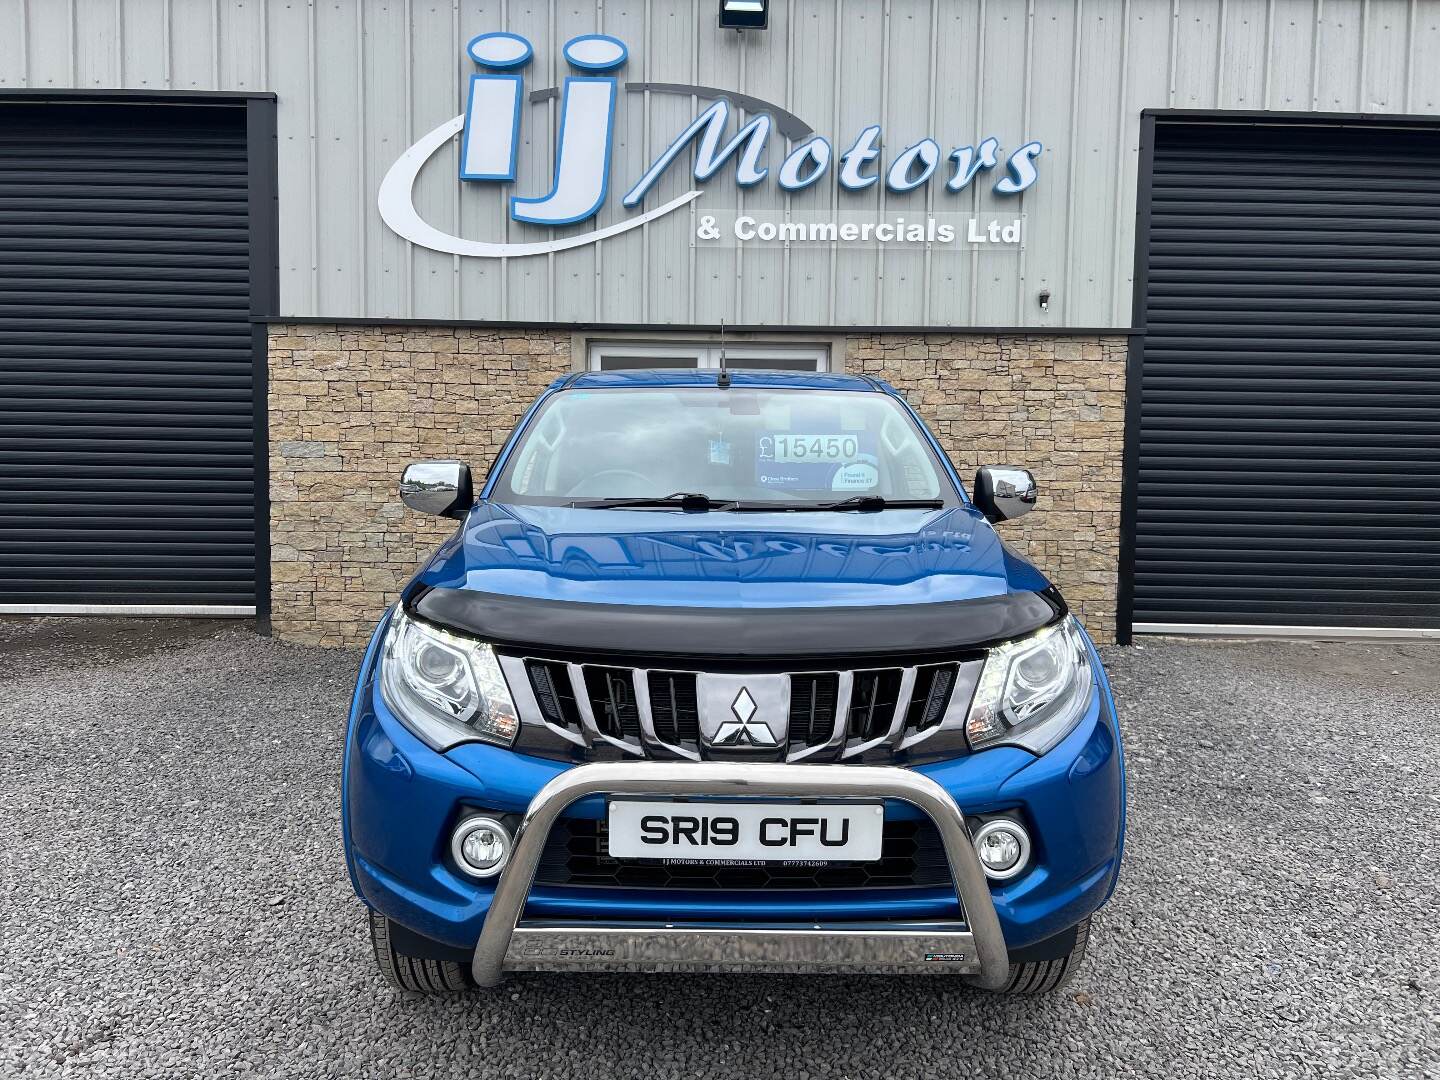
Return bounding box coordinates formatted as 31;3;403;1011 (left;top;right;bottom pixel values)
965;616;1093;754
379;609;520;750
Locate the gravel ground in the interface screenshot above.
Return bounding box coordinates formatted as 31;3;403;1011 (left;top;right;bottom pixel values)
0;618;1436;1079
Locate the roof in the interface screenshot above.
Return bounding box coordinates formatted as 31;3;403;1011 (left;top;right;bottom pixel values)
558;368;883;392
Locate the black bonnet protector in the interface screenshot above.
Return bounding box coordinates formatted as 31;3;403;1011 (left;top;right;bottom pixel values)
407;586;1066;660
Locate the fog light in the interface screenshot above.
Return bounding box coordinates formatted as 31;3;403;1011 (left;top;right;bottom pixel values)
972;818;1031;881
450;816;512;879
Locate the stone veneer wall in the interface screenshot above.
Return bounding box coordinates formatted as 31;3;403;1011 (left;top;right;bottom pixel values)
848;334;1128;642
268;325;572;645
268;325;1126;646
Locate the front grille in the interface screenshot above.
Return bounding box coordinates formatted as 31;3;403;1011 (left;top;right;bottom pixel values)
535;817;951;890
646;671;701;745
507;653;984;764
584;667;644;740
527;660;582;729
906;665;956;732
788;673;839;751
848;669;906;742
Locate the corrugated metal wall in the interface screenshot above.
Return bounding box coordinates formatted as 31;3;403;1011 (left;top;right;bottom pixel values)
2;0;1438;328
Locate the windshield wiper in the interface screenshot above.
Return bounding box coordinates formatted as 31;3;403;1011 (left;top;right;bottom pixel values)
569;492;738;512
768;495;946;512
568;493;944;512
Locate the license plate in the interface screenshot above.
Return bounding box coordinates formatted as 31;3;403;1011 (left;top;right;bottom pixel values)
606;800;884;862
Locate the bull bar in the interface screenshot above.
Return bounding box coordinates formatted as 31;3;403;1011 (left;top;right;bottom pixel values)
470;761;1012;988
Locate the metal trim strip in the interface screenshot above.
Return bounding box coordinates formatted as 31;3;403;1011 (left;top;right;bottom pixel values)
1132;623;1440;640
261;315;1145;336
0;605;256;617
504;925;981;976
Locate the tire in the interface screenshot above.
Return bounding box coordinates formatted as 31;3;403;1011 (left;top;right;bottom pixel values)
992;916;1091;995
368;912;474;994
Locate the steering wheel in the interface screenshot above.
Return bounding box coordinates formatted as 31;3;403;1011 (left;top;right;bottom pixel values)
565;469;657;498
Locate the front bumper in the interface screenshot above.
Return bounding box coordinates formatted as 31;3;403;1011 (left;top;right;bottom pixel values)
473;761;1009;986
342;610;1126;981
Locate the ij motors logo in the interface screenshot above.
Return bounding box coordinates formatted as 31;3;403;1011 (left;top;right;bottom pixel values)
378;32;1043;258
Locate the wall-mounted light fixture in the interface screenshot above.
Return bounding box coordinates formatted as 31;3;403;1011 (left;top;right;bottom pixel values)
1038;289;1051;312
718;0;768;31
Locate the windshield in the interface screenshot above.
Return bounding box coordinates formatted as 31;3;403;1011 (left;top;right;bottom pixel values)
491;386;957;507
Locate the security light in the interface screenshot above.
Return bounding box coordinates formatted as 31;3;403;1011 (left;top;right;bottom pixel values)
718;0;768;31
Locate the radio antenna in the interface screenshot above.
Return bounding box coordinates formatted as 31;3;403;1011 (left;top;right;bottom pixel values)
717;318;731;388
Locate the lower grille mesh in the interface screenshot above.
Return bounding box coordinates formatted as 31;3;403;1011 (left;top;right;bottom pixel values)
535;817;951;890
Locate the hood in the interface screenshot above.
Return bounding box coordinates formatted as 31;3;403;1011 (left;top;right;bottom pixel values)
411;501;1053;610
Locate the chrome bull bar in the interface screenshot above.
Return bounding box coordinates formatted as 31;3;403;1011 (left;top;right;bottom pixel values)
470;762;1011;988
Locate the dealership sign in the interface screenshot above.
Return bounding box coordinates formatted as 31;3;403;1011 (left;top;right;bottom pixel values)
378;32;1043;259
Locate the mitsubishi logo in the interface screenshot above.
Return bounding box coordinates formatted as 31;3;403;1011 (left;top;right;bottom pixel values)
696;676;788;750
710;687;779;747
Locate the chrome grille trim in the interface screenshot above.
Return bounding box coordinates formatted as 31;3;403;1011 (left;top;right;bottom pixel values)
508;656;985;763
568;662;643;756
498;655;586;750
899;665;976;752
841;666;917;760
788;669;853;763
630;667;701;761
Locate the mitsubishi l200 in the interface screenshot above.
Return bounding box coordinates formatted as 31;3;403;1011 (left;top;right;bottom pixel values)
343;368;1125;995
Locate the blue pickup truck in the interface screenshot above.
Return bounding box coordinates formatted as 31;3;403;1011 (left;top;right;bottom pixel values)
343;368;1125;995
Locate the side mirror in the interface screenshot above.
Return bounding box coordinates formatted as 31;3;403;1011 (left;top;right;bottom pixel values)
399;460;474;518
973;466;1037;523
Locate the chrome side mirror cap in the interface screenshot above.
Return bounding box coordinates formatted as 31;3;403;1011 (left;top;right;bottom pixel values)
400;460;474;518
973;466;1037;523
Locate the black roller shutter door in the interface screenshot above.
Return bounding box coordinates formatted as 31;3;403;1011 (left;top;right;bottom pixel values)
1134;120;1440;630
0;101;256;609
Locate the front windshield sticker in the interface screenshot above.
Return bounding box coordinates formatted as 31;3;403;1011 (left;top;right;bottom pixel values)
756;431;879;492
